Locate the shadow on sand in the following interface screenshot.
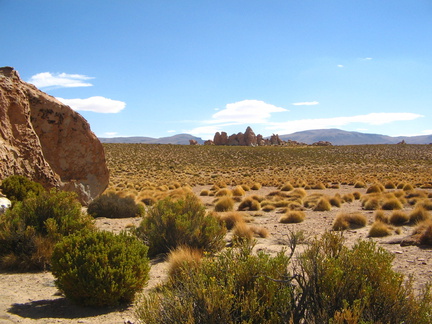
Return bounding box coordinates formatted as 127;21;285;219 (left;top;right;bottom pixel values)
8;297;128;320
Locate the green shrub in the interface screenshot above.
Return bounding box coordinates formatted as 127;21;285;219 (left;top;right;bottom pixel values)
51;230;150;307
0;175;44;202
136;231;432;324
87;192;143;218
136;194;226;257
136;243;294;324
0;190;94;271
297;232;432;323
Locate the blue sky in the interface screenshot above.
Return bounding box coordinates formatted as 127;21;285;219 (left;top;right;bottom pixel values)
3;1;432;140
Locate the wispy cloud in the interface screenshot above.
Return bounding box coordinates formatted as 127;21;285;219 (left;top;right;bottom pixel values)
28;72;94;89
167;130;176;133
266;112;423;134
337;64;344;68
56;96;126;113
292;101;319;106
208;99;287;124
362;57;373;61
103;132;118;137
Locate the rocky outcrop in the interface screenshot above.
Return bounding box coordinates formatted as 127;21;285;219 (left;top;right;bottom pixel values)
244;126;257;146
211;127;328;147
214;131;229;145
0;67;109;204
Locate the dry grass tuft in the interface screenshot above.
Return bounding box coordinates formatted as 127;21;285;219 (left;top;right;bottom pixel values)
232;222;254;244
329;195;342;207
167;246;203;279
214;196;235;212
218;212;245;230
249;225;269;238
389;210;409;226
368;221;393;237
366;183;385;194
313;197;332;211
333;212;367;231
232;185;246;197
279;210;306;223
374;210;388;223
280;182;294;191
381;198;403;210
199;189;210;196
238;197;261;211
215;188;232;197
409;206;431;224
250;182;262;190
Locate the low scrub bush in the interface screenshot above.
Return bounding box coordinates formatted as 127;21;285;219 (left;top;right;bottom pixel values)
137;232;432;324
0;190;94;271
136;243;294;323
0;175;44;202
136;194;226;257
297;232;432;323
51;230;150;307
87;192;143;218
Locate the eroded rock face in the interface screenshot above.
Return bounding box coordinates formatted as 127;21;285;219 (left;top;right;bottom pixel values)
0;67;109;204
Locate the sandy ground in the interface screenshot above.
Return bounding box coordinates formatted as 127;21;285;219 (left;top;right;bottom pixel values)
1;185;432;323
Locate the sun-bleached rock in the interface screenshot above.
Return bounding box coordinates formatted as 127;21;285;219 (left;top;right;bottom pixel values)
0;67;109;204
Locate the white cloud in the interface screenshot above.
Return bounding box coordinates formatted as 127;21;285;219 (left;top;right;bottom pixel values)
337;65;344;68
167;130;176;133
209;100;287;124
28;72;94;88
183;125;224;140
103;132;118;137
362;57;373;60
266;112;423;134
56;96;126;113
292;101;319;106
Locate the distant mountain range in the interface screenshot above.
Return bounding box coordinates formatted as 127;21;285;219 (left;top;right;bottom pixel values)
278;129;432;145
99;134;205;145
99;129;432;145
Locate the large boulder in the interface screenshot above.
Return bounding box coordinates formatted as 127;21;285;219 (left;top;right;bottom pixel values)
0;67;109;204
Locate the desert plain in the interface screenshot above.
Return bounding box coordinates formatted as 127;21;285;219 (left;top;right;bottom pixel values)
1;143;432;323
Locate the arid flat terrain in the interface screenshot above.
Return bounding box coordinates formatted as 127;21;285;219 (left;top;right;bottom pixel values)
2;144;432;323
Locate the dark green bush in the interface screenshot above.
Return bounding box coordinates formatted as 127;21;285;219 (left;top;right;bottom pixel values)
0;189;94;271
87;192;143;218
0;175;44;202
136;194;226;258
136;243;294;324
51;230;150;307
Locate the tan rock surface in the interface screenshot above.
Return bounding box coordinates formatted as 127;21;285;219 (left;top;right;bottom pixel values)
0;67;109;203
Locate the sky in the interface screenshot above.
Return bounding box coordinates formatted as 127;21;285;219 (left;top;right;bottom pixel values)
2;0;432;140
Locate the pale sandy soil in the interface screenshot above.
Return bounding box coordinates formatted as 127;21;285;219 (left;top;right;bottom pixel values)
1;185;432;323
